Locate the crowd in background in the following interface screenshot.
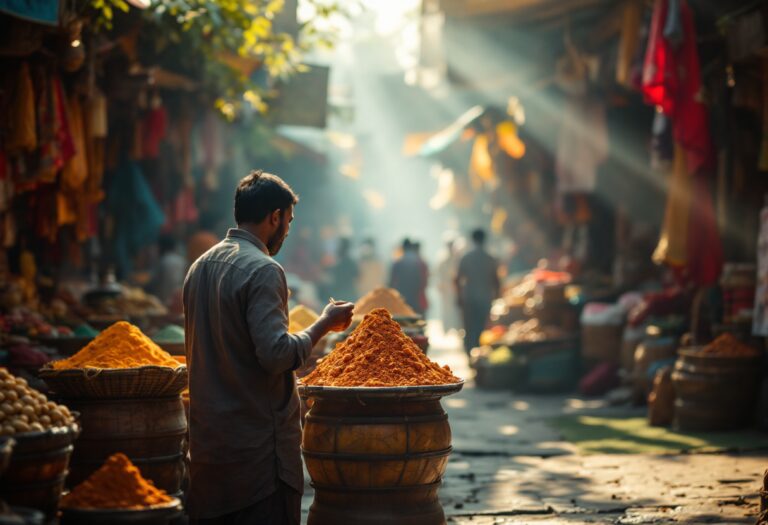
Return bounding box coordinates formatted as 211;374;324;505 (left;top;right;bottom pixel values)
141;221;505;356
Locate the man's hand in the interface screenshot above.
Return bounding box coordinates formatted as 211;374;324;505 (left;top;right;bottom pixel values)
305;300;355;347
320;301;355;332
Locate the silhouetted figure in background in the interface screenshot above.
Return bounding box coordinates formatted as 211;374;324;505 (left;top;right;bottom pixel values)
328;238;359;301
149;234;186;305
456;229;500;353
390;238;429;317
436;237;462;333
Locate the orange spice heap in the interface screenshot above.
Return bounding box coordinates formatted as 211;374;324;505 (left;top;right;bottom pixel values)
354;287;417;318
51;321;179;369
60;453;173;509
700;333;760;357
303;308;460;387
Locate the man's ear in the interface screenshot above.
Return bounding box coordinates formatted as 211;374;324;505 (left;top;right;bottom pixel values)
270;209;281;226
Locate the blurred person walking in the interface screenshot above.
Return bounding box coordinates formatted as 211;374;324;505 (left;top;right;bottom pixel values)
357;237;385;297
328;237;360;301
390;238;429;317
148;234;187;305
456;229;500;353
183;170;354;525
436;236;462;334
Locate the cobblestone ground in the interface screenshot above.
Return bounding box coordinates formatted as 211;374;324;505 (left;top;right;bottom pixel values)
300;328;768;524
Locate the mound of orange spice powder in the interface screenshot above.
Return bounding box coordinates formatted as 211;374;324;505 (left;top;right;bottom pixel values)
699;333;760;357
50;321;179;369
60;453;173;509
303;308;460;387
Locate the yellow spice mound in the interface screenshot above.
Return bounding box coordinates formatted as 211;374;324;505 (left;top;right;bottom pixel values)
289;304;319;333
353;287;417;318
51;321;179;369
60;453;173;509
303;308;459;387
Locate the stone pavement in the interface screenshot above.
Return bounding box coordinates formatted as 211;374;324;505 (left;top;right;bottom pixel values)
300;329;768;524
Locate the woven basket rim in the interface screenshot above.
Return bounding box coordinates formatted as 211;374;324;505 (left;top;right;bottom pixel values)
39;364;186;375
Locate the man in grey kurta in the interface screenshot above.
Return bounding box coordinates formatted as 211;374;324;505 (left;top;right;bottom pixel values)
183;171;353;524
455;228;500;353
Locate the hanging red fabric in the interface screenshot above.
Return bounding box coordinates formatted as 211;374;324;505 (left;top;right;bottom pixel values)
643;0;721;286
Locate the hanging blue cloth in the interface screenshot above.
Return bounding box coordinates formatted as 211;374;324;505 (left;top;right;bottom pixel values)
0;0;59;26
106;161;165;277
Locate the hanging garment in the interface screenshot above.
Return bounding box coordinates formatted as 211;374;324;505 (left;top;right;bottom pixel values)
88;90;108;138
62;92;88;190
37;74;74;184
106;161;165;276
83;93;106;203
616;0;643;87
142;105;167;159
643;0;714;173
6;62;37;153
645;0;721;285
653;143;690;268
555;96;608;194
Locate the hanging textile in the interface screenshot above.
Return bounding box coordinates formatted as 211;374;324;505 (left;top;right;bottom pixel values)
61;92;88;190
653;143;690;267
643;0;721;285
142;105;168;159
37;73;74;185
106;161;165;277
642;0;714;173
84;90;107;203
616;0;643;88
6;62;37;153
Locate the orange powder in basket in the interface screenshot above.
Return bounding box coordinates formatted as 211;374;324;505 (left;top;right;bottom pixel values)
700;333;760;357
303;308;459;386
50;321;179;369
60;453;173;509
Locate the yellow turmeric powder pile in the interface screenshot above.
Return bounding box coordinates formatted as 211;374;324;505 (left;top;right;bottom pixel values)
289;305;319;333
60;453;173;509
354;287;417;318
51;321;179;369
303;308;460;387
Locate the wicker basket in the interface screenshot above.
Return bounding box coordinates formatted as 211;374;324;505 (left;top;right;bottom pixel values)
39;365;188;399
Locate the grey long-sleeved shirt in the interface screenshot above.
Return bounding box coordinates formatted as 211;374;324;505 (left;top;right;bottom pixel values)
182;228;312;519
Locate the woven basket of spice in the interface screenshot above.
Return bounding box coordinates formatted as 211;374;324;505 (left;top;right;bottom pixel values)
59;453;182;524
39;321;187;399
39;366;188;399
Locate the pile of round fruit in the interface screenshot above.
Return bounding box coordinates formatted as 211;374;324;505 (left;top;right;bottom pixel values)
0;368;74;435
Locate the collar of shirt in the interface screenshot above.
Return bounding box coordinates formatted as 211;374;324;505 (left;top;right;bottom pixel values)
226;228;269;255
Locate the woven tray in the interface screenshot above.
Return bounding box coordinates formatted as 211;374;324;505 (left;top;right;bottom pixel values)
39;365;188;399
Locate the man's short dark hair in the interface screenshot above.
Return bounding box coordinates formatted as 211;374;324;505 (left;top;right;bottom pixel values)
234;170;299;225
471;228;486;245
